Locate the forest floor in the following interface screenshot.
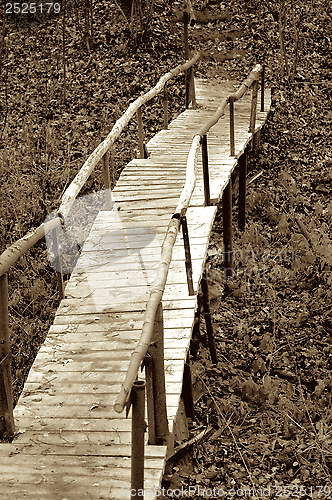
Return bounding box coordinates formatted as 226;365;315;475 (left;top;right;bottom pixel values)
1;0;332;495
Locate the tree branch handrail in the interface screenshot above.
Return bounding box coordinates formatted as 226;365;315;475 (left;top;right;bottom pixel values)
0;54;201;278
114;134;201;414
0;217;62;278
58;52;201;221
197;64;263;138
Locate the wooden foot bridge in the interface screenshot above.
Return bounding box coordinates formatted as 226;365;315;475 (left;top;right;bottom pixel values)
0;50;271;498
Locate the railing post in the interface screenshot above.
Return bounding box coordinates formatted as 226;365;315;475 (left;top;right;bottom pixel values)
201;135;210;206
180;214;194;296
52;227;65;300
131;380;146;499
249;79;259;134
162;83;169;130
222;180;233;283
182;361;195;419
260;65;265;112
137;107;148;159
201;272;218;364
0;273;15;440
229;95;235;156
102;150;112;210
145;302;169;445
184;10;190;109
238;148;247;231
189;66;196;109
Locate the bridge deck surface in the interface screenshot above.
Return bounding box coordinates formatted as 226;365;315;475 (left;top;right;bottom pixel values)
0;79;271;499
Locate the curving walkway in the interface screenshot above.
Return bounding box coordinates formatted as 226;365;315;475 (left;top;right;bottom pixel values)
0;78;271;499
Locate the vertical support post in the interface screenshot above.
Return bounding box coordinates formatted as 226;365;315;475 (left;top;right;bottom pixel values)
162;83;168;130
182;362;194;420
102;151;112;210
0;273;14;440
52;227;65;300
189;66;196;109
222;180;233;283
201;135;210;207
249;80;259;134
260;65;265;112
145;302;169;445
238;149;247;231
201;272;218;364
137;106;145;159
184;10;190;109
144;354;156;445
131;380;145;499
229;96;235;156
180;214;194;296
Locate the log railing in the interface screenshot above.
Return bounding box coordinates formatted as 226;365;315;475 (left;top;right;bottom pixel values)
0;53;201;441
114;63;266;493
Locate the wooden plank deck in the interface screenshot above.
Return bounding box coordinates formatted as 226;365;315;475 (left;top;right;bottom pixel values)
0;78;271;499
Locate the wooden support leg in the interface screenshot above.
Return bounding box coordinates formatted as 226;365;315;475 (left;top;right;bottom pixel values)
201;272;218;364
102;151;112;210
0;274;14;440
201;135;210;207
238;149;247;231
182;361;194;420
180;215;194;296
223;180;233;283
146;303;169;445
131;381;145;498
52;227;65;300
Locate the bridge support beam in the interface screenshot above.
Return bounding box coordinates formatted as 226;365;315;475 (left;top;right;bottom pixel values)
0;273;14;441
131;380;145;498
145;303;169;446
201;272;218;365
238;149;247;231
223;180;233;283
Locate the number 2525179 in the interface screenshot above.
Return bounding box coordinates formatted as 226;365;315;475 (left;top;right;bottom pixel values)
6;3;61;14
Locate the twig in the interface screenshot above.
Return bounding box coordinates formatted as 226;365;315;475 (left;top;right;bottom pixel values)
198;375;257;493
166;425;213;463
113;0;132;34
248;170;263;186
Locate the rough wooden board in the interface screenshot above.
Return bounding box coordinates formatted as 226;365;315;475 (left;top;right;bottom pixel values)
0;442;167;457
0;453;165;469
66;243;209;270
38;338;190;353
22;381;183;396
25;362;187;384
16;392;182;409
48;324;195;338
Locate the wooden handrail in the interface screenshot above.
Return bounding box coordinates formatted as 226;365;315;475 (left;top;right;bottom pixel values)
197;64;263;138
0;217;62;278
59;53;201;221
0;54;201;278
114;135;201;413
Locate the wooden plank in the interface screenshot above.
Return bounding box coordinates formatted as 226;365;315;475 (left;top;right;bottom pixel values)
16;392;182;409
0;442;167;457
22;381;182;396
